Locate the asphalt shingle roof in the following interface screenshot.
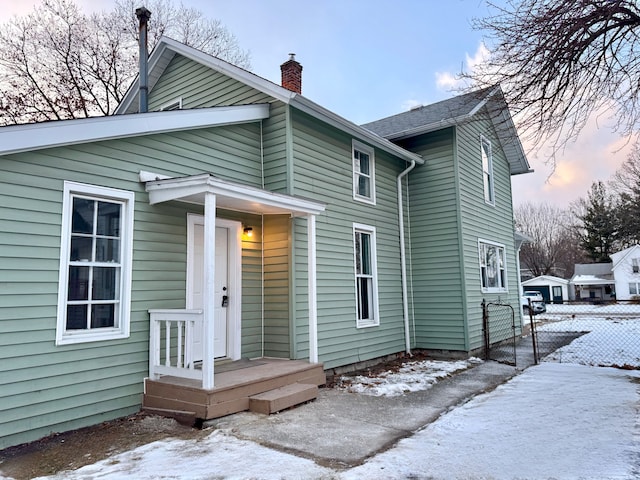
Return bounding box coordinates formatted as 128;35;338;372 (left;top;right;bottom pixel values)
362;87;496;138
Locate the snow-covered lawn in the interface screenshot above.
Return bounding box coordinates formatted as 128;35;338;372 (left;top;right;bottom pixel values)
534;305;640;368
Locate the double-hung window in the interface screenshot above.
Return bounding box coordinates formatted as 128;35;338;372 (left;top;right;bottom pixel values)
479;240;507;292
633;258;639;273
630;283;640;295
481;135;494;205
353;140;375;204
56;182;134;345
353;223;379;327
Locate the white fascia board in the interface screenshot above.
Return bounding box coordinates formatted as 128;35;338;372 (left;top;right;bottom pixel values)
292;96;423;165
0;104;270;156
146;173;326;216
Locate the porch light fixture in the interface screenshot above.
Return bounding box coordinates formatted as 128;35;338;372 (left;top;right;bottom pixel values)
243;226;253;238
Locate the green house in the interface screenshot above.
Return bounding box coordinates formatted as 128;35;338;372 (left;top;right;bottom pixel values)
0;37;531;449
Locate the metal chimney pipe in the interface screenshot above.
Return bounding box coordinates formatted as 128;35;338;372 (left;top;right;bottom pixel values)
136;7;151;113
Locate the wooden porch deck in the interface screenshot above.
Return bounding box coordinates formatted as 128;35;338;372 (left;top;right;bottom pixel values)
143;358;326;422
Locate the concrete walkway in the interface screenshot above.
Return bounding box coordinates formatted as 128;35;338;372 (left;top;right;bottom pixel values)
206;358;526;468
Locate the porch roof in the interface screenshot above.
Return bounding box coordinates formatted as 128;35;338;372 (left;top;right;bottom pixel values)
143;172;326;216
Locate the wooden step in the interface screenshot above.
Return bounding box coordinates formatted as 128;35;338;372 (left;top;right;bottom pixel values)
141;407;198;426
249;383;318;415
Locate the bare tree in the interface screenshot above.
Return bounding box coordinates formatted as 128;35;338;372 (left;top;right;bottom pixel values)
0;0;250;125
468;0;640;155
515;202;581;278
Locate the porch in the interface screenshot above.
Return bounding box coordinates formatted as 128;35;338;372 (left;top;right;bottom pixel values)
143;357;326;423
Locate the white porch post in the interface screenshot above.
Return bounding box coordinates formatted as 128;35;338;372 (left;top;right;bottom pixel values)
202;192;217;389
307;214;318;363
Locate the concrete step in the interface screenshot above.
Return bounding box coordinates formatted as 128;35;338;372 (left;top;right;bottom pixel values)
249;383;318;415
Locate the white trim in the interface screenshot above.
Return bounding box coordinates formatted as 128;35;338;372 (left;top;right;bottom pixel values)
481;135;495;206
202;193;217;389
186;214;242;362
145;173;326;216
478;238;508;294
0;104;269;156
352;140;376;205
307;215;318;363
353;223;380;328
55;181;134;345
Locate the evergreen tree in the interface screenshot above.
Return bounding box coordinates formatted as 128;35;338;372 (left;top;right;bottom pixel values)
575;181;618;262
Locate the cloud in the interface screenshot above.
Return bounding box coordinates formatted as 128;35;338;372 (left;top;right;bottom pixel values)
435;42;490;92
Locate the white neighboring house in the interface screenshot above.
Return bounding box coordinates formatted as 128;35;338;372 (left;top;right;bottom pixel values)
521;275;570;303
571;263;615;301
611;244;640;300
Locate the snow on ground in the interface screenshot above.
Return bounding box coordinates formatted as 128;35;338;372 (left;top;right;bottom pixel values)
336;357;484;396
343;363;640;480
21;306;640;480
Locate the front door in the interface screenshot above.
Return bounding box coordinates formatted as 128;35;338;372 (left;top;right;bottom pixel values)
187;215;241;362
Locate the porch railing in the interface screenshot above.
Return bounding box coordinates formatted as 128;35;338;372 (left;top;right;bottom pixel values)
148;309;203;381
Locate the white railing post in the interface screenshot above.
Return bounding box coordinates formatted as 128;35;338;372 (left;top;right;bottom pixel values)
202;192;216;389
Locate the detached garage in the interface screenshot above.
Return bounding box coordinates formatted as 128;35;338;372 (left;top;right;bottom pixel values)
521;276;570;304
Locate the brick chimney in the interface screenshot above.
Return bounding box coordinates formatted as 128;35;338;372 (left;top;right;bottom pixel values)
280;53;302;94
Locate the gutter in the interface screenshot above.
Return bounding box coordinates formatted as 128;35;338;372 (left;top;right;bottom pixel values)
397;159;417;354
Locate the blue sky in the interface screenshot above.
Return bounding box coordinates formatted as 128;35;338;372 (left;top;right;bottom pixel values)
3;0;635;208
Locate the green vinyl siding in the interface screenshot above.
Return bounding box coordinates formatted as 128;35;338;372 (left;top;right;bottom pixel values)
289;109;408;369
263;215;291;358
0;124;264;449
400;128;467;351
148;54;272;111
262;102;289;193
456;116;522;349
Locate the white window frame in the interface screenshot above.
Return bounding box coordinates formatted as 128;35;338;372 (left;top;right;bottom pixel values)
159;97;183;111
352;140;376;205
632;258;639;273
55;181;135;345
629;282;640;295
353;223;380;328
478;239;508;293
481;135;495;205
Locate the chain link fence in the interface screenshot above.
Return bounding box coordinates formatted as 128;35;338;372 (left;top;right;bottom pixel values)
482;301;518;366
526;301;640;369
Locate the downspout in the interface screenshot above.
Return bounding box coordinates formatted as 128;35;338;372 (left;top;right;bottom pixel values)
397;159;416;355
136;7;151;113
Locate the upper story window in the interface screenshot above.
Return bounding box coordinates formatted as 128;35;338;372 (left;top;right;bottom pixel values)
160;98;182;111
479;239;507;293
353;140;376;204
481;135;495;205
632;258;639;273
353;223;379;327
56;182;135;345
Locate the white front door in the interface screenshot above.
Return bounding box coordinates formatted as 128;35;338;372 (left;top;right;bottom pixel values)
187;215;241;362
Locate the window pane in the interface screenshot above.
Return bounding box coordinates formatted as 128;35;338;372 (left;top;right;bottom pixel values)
96;238;120;262
358;152;370;175
358;176;370;197
361;233;371;275
68;266;90;300
70;236;93;261
630;283;638;295
91;304;115;328
485;246;498;287
67;305;88;329
93;267;118;300
358;277;371;320
97;201;121;237
72;198;94;234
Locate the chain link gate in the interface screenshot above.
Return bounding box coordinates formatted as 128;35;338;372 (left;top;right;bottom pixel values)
482;300;517;365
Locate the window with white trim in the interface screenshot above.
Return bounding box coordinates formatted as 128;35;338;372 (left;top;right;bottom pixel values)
481;135;494;205
56;182;134;345
632;258;639;273
353;140;375;204
629;282;640;295
353;223;379;327
479;240;507;292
